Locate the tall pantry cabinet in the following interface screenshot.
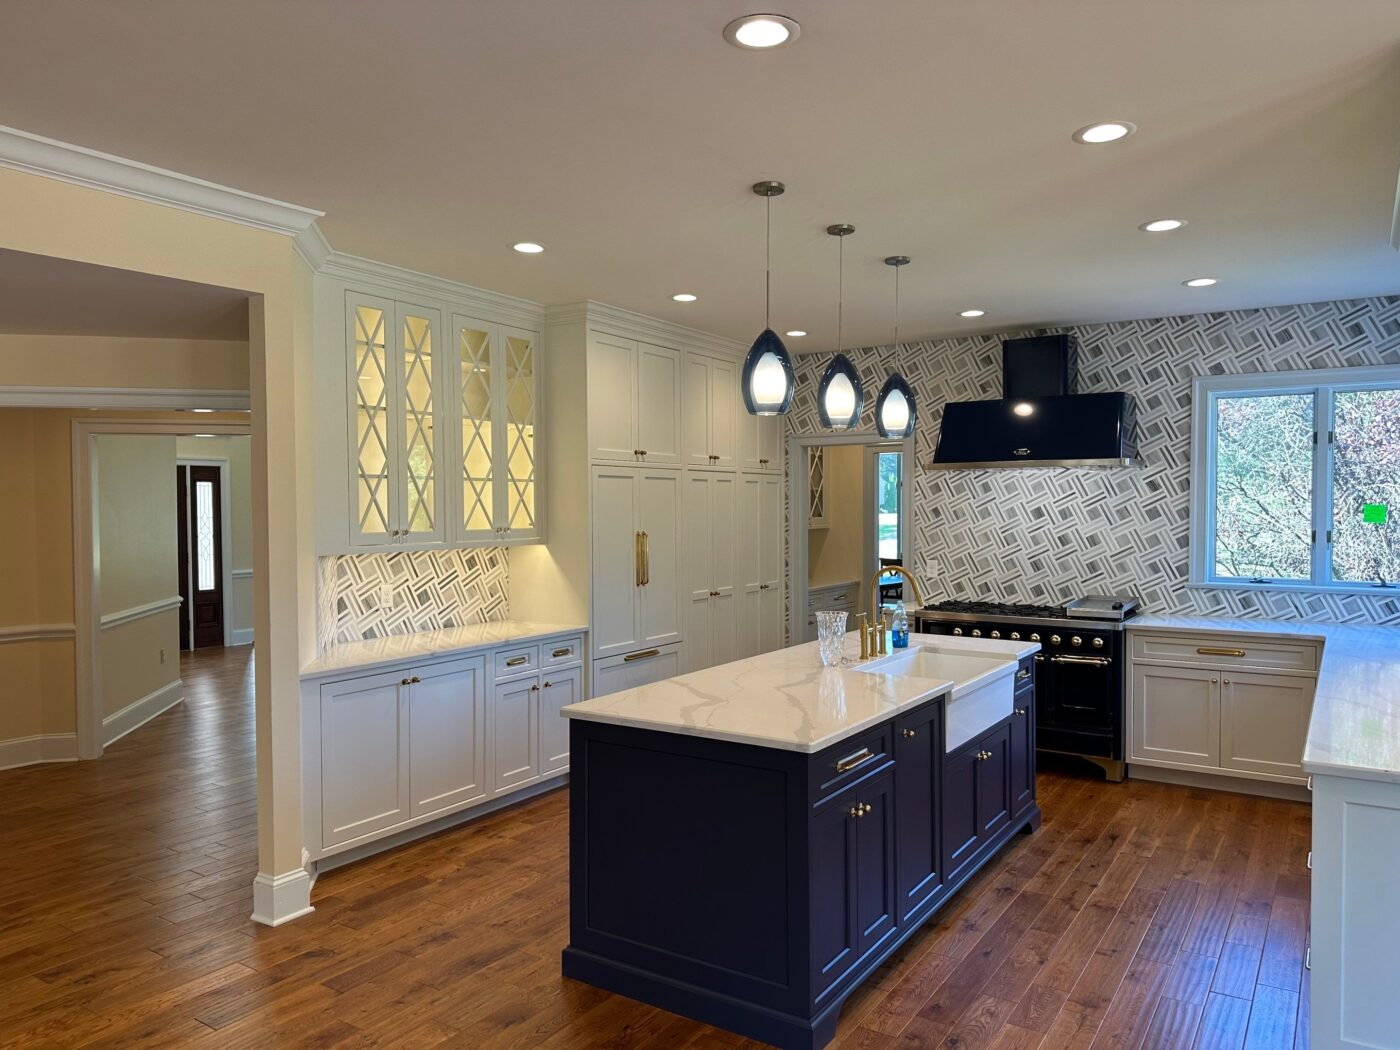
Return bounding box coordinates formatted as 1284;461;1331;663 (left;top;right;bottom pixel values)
510;303;786;695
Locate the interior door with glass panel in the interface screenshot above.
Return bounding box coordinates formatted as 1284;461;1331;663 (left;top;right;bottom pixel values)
454;316;500;542
347;293;397;546
395;303;445;545
499;325;539;542
178;463;224;650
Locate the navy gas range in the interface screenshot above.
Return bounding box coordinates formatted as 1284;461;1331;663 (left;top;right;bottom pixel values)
914;595;1140;782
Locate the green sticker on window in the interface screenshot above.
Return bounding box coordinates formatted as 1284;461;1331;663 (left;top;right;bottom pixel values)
1362;502;1388;524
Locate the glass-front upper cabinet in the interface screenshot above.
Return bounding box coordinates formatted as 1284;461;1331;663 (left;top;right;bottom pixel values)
346;292;445;547
452;316;540;545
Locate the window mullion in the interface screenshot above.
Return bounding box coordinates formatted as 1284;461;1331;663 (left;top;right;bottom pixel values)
1311;386;1333;587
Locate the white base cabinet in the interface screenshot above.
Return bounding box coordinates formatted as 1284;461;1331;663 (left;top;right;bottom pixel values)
302;634;584;863
683;471;737;673
592;642;684;698
1127;628;1318;791
738;473;784;659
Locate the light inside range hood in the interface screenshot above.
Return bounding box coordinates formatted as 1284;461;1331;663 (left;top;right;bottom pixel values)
930;334;1139;469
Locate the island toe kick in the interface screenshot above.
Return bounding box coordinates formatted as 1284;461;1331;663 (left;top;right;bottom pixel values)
561;652;1040;1050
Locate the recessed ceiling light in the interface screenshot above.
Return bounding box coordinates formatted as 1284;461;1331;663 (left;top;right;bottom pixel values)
785;330;807;337
960;309;986;318
672;293;697;302
1072;121;1136;144
723;13;801;49
512;242;545;254
1140;218;1186;233
1183;277;1218;287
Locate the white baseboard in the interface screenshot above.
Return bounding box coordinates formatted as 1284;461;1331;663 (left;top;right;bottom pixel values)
0;733;78;771
251;868;315;927
230;628;254;647
102;679;183;747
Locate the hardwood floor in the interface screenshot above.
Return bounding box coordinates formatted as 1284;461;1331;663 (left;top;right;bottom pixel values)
0;645;1311;1048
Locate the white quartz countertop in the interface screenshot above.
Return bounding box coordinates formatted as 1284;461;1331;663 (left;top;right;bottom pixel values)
1128;614;1400;785
561;632;1038;753
301;620;587;680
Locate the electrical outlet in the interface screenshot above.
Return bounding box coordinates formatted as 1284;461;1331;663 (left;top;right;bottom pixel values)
379;583;394;608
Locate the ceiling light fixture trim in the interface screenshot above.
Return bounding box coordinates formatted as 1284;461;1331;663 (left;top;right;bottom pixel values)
723;13;801;49
1072;121;1137;144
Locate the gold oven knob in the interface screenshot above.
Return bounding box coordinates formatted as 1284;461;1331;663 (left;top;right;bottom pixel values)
1092;637;1104;649
952;627;963;636
990;630;1001;639
971;629;982;637
1071;636;1083;647
1009;631;1020;640
1030;632;1040;642
1050;634;1061;646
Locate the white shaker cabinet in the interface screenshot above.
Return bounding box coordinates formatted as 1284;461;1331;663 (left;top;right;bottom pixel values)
682;351;738;470
739;408;783;473
407;656;487;817
539;666;582;775
592;643;685;698
587;335;682;466
1130;663;1220;767
492;675;539;793
1219;671;1314;780
738;472;784;658
684;472;738;673
317;669;410;848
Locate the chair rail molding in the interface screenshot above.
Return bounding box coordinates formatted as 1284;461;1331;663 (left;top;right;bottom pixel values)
0;123;323;236
0;622;76;644
99;595;184;631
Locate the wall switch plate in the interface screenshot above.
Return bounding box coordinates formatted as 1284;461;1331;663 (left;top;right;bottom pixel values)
379;584;394;608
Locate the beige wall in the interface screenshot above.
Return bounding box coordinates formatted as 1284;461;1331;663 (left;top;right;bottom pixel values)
177;435;253;639
0;334;248;391
95;434;179;720
808;444;868;608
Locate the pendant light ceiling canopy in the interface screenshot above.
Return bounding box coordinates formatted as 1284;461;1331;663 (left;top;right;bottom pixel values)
741;180;795;416
877;255;917;439
817;223;862;430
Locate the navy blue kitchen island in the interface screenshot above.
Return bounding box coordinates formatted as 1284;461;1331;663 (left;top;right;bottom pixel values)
560;638;1040;1049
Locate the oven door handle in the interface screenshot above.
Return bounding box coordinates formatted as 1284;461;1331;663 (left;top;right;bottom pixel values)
1049;654;1113;667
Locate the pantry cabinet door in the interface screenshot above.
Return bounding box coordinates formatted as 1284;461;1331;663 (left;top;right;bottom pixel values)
588;334;639;464
591;467;642;659
636;342;682;465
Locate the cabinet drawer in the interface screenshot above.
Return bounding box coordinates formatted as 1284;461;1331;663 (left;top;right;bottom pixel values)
543;637;584;667
494;645;540;680
1014;656;1036;695
1130;631;1318;673
811;725;894;806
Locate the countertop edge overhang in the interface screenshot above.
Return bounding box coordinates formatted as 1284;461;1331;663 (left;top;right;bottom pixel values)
301;620;589;679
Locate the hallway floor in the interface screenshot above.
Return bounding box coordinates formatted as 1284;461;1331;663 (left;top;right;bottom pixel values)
0;646;1311;1048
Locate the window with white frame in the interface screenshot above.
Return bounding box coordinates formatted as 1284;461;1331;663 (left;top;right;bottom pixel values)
1190;366;1400;592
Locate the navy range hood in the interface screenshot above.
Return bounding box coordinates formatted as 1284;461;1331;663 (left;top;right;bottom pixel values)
930;334;1139;469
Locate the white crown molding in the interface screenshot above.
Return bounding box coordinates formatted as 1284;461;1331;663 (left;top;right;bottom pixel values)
294;222;333;271
547;300;747;359
0;385;250;410
0;124;323;236
100;595;183;631
317;250;545;327
0;623;76;644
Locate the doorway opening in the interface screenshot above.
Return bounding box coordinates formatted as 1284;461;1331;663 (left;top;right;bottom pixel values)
789;432;917;644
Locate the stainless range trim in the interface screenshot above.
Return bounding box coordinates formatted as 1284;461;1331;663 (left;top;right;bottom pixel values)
916;609;1135;632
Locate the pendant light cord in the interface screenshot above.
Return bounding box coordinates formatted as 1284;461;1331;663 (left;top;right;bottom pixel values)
893;263;900;348
765;193;772;330
837;233;844;354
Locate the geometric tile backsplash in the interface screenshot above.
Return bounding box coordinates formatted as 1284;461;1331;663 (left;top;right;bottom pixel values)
786;294;1400;626
316;548;510;649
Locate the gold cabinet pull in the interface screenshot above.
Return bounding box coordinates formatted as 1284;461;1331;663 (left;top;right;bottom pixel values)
552;647;572;658
634;531;643;587
505;655;528;667
641;530;650;585
1050;654;1112;667
1197;647;1246;658
836;746;875;774
1016;669;1032;681
623;648;661;662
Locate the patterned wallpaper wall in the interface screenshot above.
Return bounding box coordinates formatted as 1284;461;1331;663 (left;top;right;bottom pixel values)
787;295;1400;626
317;548;510;648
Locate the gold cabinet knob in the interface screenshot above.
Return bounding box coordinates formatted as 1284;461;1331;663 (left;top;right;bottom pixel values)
401;678;412;686
410;676;421;684
849;805;861;819
863;803;873;815
902;728;916;738
1211;677;1218;683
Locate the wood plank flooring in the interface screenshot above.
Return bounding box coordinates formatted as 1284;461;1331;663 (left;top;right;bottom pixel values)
0;646;1312;1048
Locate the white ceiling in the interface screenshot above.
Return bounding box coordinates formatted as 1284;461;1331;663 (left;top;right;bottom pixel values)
3;1;1400;350
0;248;250;338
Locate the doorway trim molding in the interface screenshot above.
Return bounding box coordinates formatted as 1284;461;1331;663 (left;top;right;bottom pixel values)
786;431;917;648
73;418;252;760
177;456;235;650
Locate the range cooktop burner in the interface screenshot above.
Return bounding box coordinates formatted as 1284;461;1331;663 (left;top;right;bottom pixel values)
925;599;1069;619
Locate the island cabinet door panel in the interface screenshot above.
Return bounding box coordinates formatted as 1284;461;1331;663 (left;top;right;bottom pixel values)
538;666;581;775
408;656;487;818
492;676;539;792
637;470;683;649
319;671;409;847
809;794;859;1002
1010;678;1036;818
977;723;1012;838
940;739;982;885
894;699;944;920
590;467;642;658
853;769;898;959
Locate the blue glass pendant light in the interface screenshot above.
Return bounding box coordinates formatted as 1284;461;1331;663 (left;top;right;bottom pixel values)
817;223;862;429
876;255;917;439
741;181;795;415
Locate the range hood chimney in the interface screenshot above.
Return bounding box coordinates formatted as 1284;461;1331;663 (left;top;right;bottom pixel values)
930;334;1138;469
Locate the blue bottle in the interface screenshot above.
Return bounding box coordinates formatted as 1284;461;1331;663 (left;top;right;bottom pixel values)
891;600;910;649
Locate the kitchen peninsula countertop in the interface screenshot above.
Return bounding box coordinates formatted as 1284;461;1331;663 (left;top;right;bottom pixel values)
561;632;1037;753
301;620;587;679
1128;614;1400;785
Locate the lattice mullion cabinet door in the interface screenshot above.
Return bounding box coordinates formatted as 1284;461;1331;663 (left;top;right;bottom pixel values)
497;324;541;545
451;315;502;545
393;301;447;547
345;291;401;548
